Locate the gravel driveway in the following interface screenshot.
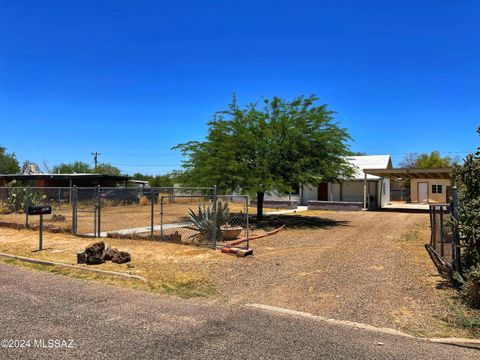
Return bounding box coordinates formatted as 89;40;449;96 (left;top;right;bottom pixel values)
213;210;462;337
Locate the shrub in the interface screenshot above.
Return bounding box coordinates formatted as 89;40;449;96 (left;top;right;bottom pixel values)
186;200;229;242
5;187;46;213
455;266;480;308
452;128;480;307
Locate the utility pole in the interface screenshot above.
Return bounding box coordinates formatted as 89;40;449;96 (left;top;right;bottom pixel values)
91;152;101;169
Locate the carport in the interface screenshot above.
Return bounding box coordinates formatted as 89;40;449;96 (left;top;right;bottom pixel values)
362;168;451;208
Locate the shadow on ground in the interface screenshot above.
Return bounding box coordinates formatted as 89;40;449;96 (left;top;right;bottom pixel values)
251;214;350;231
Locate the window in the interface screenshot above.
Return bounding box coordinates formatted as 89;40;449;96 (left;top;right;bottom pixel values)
432;184;443;194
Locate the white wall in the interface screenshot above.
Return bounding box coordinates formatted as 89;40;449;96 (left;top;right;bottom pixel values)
330;183;341;201
381;178;390;206
264;191;301;202
301;184;318;204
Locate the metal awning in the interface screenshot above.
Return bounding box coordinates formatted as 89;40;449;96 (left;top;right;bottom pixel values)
363;167;451;180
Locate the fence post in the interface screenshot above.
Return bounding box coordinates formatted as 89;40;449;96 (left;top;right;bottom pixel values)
246;196;250;249
72;186;77;235
451;186;462;272
25;187;30;227
150;189;155;239
440;206;444;257
97;185;102;238
160;196;164;240
211;185;217;249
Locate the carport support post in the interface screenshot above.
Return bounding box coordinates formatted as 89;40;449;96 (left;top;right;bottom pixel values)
363;172;368;210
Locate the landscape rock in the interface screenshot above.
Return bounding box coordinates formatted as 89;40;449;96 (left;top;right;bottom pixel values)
51;214;66;222
104;246;118;261
112;251;131;264
76;242;131;265
83;241;105;265
77;251;88;264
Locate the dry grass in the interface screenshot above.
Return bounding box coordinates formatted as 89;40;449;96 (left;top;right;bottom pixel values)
0;227;230;298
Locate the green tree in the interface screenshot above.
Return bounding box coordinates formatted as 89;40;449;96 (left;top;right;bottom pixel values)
93;163;122;176
52;161;92;174
453;128;480;269
400;151;453;168
131;173;174;187
0;146;20;174
174;95;354;219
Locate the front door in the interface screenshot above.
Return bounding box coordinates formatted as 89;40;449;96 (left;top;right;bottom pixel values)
418;182;428;204
318;183;328;201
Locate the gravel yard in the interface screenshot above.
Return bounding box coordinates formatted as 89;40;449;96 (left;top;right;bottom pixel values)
213;210;478;338
0;210;477;338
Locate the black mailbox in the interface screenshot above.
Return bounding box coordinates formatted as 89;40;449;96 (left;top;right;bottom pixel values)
27;205;52;215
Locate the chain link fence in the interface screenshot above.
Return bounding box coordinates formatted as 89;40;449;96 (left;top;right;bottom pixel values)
0;186;250;248
429;187;461;272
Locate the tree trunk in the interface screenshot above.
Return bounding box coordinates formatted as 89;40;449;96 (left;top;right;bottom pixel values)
257;191;264;221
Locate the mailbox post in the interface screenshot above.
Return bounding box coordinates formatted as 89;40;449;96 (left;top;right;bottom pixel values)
27;205;52;251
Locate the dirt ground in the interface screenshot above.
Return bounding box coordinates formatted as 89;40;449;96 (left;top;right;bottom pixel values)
0;210;477;338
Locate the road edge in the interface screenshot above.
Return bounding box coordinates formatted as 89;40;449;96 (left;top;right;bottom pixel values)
246;303;480;349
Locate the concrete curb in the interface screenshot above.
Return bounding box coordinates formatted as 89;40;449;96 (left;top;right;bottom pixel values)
246;304;480;349
0;253;148;282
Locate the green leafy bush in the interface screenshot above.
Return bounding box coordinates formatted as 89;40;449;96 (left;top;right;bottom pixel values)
452;127;480;307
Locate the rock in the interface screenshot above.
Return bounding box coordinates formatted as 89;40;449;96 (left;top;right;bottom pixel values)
51;214;66;222
112;251;131;264
77;251;88;264
170;231;182;243
83;241;105;265
104;246;118;261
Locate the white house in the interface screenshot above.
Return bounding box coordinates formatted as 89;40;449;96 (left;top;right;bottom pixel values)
264;155;392;208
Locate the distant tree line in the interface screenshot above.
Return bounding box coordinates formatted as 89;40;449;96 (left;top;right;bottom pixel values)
0;147;176;186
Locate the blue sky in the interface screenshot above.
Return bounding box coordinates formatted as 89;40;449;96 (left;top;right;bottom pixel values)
0;0;478;175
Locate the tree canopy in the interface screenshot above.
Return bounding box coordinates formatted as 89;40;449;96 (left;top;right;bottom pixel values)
93;163;122;176
399;151;454;169
52;161;122;176
174;95;354;218
0;146;20;174
52;161;92;174
131;172;175;187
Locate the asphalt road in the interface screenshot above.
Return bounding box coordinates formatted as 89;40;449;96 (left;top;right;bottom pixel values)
0;263;477;360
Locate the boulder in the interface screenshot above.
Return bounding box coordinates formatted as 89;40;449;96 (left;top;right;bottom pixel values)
77;251;88;264
104;246;118;261
83;241;105;265
112;251;131;264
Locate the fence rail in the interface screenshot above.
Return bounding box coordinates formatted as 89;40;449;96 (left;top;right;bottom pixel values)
0;186;250;248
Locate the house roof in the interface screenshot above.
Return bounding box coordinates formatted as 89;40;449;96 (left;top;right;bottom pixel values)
0;173;129;181
346;155;393;180
363;167;451;180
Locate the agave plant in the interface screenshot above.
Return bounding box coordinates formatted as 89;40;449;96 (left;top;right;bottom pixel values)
186;200;230;242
